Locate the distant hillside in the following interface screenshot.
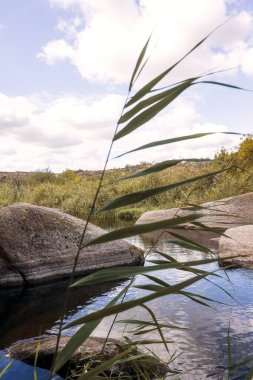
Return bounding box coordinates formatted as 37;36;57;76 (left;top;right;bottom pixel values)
0;164;151;182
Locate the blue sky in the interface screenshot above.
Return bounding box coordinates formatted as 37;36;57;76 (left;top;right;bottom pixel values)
0;0;252;171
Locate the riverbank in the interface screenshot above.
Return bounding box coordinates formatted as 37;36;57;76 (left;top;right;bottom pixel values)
0;159;252;221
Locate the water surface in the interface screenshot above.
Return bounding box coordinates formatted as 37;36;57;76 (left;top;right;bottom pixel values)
1;220;253;379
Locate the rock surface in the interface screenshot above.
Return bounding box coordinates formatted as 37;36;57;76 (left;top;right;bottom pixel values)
136;192;253;229
218;225;253;268
9;335;167;379
8;335;118;367
0;203;144;288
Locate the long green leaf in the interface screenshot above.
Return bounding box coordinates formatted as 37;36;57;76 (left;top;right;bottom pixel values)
114;80;193;141
245;366;253;380
227;324;232;368
179;292;213;309
128;34;152;92
101;168;227;211
182;290;225;305
125;21;227;108
230;355;253;371
115;132;241;158
142;304;169;352
167;239;211;254
132;327;159;335
121;159;212;180
53;284;131;372
197;80;252;92
190;221;230;236
134;284;163;292
33;340;40;380
167;230;213;254
72;257;220;287
116;319;187;330
0;361;13;378
143;274;221;304
64;272;212;329
77;348;133;380
83;214;205;248
120;78;196;124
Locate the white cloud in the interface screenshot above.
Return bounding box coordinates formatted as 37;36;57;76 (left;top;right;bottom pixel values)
1;1;250;172
39;0;253;86
0;91;242;172
37;39;74;65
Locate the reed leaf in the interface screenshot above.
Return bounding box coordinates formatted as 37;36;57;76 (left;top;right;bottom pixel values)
190;221;229;236
114;80;194;141
142;304;169;352
180;292;213;309
153;250;177;262
229;355;253;371
182;290;225;305
0;361;13;378
143;274;221;305
167;239;211;254
134;284;162;292
121;159;212;180
64;272;213;329
197;80;252;92
120;79;196;124
132;327;158;336
125;21;227;108
245;366;253;380
128;34;151;92
167;230;213;254
116;319;187;330
71;257;219;287
82;214;203;247
77;348;133;380
53;284;131;372
101;168;228;211
115;132;241;158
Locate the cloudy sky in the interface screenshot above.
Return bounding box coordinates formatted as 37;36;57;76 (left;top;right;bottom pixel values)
0;0;253;172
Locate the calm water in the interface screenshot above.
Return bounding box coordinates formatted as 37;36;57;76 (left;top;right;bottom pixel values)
1;220;253;379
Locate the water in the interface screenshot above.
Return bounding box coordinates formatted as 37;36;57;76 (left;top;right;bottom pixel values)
1;220;253;379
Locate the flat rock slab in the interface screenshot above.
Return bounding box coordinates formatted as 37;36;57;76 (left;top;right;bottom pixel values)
218;225;253;268
136;192;253;230
0;203;144;288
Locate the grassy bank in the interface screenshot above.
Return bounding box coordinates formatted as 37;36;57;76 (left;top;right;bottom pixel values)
0;140;252;221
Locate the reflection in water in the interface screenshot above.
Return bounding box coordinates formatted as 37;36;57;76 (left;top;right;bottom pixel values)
1;219;253;379
0;279;122;348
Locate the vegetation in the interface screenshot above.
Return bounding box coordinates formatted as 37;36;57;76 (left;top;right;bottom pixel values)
46;23;253;380
2;21;253;380
0;136;252;221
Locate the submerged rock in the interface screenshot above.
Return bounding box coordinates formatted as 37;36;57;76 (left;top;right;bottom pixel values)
0;203;144;288
8;336;119;378
8;335;168;379
218;225;253;268
136;192;253;229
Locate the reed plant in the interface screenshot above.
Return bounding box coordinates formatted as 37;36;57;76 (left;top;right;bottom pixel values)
3;19;253;379
47;21;253;379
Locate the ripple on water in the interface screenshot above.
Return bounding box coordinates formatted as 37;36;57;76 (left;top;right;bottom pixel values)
0;225;253;379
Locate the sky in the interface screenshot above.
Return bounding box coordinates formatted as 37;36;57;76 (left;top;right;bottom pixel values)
0;0;253;172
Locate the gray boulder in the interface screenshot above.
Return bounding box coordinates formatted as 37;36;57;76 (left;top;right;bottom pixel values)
0;203;144;288
136;192;253;229
218;225;253;268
